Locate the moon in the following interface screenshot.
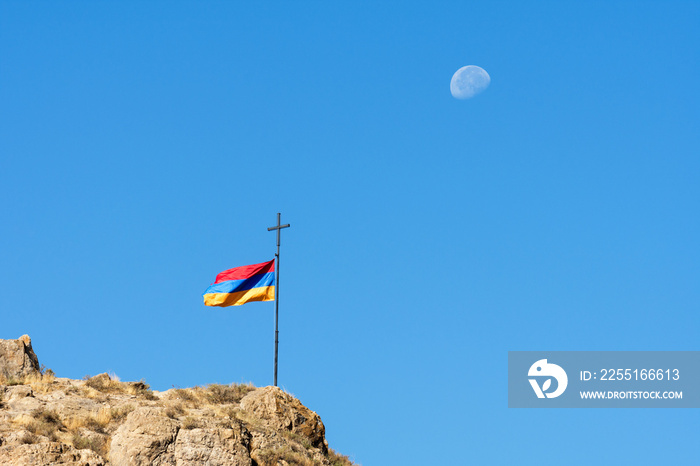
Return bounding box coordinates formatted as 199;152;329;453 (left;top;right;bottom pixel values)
450;65;490;99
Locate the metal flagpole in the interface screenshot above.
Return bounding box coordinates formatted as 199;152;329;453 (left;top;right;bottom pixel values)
267;213;290;387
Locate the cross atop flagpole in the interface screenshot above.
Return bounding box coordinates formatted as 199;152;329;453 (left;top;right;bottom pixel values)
267;213;290;387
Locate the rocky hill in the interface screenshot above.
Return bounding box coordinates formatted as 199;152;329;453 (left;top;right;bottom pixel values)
0;336;356;466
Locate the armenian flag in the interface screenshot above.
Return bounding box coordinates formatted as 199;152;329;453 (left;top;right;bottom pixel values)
203;260;275;307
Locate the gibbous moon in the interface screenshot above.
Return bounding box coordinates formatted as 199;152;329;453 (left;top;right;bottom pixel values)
450;65;490;99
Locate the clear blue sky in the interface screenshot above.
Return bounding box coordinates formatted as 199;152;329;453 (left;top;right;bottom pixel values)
1;1;698;464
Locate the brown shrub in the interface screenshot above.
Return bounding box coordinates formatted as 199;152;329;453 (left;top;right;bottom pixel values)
181;416;200;430
28;409;64;441
165;403;186;419
39;365;55;380
83;374;157;400
19;432;38;444
127;381;157;400
172;388;195;402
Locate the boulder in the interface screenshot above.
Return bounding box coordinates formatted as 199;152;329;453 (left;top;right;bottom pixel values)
5;386;33;401
0;442;104;466
109;407;179;466
110;408;254;466
0;336;40;381
240;386;327;453
172;427;252;466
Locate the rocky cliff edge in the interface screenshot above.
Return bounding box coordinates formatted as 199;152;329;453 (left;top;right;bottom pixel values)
0;335;355;466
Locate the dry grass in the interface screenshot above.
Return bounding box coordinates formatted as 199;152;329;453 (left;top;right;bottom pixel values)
255;446;320;466
204;383;255;404
182;416;201;430
64;414;107;434
83;374;157;400
0;375;26;386
60;406;129;459
13;409;64;442
108;405;135;422
19;432;38;444
71;431;109;458
165;402;186;419
32;409;62;427
327;448;356;466
9;403;131;459
282;429;313;450
0;370;56;389
170;388;201;409
39;365;55;378
215;405;242;423
168;383;254;409
125;381;157;400
27;371;58;394
272;433;356;465
64;405;135;434
83;374;123;393
228;406;265;431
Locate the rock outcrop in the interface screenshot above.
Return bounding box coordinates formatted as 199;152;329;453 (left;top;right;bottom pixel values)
0;442;104;466
0;336;40;381
110;407;253;466
241;386;328;453
0;336;355;466
109;407;180;465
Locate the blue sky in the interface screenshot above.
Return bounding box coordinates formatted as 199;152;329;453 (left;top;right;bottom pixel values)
1;1;698;464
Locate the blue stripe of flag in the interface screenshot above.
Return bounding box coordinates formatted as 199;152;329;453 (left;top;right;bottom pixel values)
203;272;275;295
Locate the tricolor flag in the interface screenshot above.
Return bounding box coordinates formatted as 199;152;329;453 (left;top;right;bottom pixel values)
203;260;275;307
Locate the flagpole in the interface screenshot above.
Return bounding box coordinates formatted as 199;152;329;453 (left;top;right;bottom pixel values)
268;213;290;387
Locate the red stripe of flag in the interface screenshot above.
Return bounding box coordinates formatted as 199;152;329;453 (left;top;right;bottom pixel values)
214;259;275;284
